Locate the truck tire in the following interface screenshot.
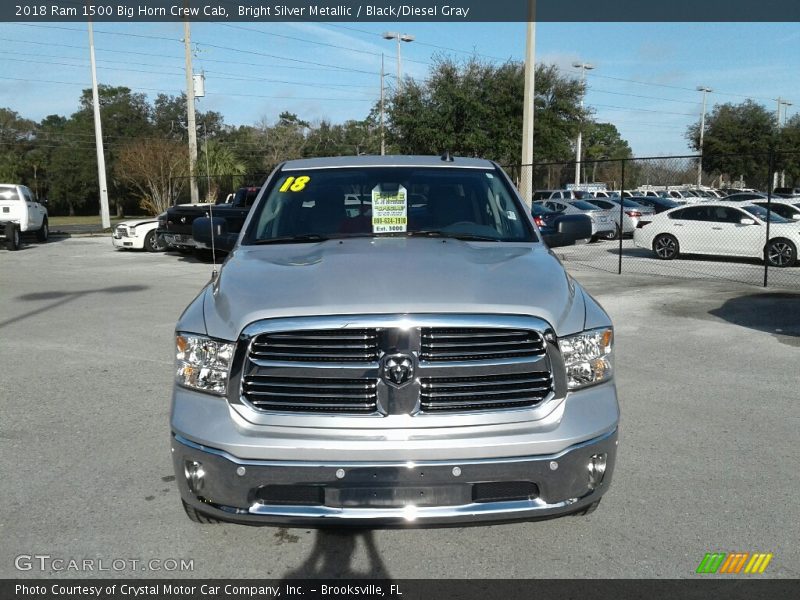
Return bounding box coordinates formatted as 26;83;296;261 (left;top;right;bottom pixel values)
5;223;20;251
181;500;221;524
143;230;165;252
36;217;49;242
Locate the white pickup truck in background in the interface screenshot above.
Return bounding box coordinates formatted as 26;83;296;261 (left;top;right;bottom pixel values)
0;184;49;251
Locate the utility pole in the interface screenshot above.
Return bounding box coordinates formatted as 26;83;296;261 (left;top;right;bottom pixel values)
697;86;712;188
380;53;386;156
519;0;536;208
184;17;199;204
87;20;111;229
572;61;594;187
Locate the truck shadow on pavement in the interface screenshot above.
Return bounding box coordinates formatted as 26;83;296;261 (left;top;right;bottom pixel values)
2;285;148;329
709;292;800;345
280;529;391;580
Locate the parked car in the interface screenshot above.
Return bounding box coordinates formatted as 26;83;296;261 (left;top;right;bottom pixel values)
590;190;619;199
721;192;768;202
634;201;800;267
585;197;655;238
532;203;592;247
112;214;167;252
623;195;680;214
533;198;616;240
750;199;800;222
173;154;617;526
658;190;704;203
773;187;800;198
532;189;578;201
159;186;261;253
631;190;660;198
0;183;48;251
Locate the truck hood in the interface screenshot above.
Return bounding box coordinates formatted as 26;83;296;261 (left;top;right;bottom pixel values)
200;237;589;339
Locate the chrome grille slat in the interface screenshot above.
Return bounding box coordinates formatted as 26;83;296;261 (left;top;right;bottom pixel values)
419;372;552;413
420;327;545;361
242;374;378;413
250;329;379;362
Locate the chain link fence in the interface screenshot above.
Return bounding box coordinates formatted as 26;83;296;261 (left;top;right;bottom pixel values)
511;151;800;289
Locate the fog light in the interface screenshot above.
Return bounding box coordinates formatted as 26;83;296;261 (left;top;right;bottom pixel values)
185;461;206;493
588;453;607;489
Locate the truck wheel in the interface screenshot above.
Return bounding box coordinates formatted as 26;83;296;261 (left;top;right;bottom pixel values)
5;223;20;251
571;499;602;517
143;230;165;252
36;218;49;242
181;500;221;524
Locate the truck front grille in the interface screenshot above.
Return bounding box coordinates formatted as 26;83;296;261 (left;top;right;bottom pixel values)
115;226;128;238
419;371;552;412
420;328;545;361
242;375;378;413
250;329;379;362
238;318;555;417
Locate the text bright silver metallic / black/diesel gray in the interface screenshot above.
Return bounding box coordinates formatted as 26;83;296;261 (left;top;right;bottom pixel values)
170;155;620;526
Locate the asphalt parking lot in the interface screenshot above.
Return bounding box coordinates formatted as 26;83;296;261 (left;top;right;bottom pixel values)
1;236;799;579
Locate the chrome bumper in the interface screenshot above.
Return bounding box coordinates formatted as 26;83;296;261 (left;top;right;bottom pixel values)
172;428;617;526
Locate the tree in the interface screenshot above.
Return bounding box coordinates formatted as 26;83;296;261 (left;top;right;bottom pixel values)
197;140;247;202
582;122;633;187
387;57;588;166
114;138;188;215
0;109;36;182
686;100;776;188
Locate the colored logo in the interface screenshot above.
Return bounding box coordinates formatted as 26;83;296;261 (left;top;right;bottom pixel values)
696;552;773;574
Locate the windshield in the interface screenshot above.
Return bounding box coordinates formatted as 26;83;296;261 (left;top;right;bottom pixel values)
244;166;535;244
742;204;789;223
569;200;602;211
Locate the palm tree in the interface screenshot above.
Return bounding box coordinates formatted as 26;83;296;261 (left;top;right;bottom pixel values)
197;141;246;203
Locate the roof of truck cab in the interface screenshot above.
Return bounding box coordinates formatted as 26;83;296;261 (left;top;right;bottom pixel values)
280;155;497;170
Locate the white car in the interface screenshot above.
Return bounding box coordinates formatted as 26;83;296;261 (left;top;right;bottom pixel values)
0;184;49;250
112;215;166;252
634;201;800;267
534;199;616;239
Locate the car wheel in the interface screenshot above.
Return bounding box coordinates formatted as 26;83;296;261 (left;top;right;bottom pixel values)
603;225;621;240
653;234;679;260
143;230;165;252
5;223;21;250
36;218;49;242
181;500;221;524
765;238;796;267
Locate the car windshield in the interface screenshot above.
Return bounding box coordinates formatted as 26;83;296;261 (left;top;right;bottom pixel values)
742;204;789;223
569;200;601;211
620;199;644;208
245;166;535;244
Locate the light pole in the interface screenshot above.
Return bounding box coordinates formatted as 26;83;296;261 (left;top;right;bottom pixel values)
380;53;386;155
697;86;712;188
87;20;111;229
572;62;594;187
775;98;792;188
382;32;414;93
184;19;199;204
520;1;537;207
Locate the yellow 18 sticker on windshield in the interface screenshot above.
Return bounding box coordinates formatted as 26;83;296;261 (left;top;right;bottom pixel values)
372;185;408;233
279;176;311;192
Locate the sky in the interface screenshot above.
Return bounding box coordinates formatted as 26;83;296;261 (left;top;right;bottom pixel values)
0;20;798;157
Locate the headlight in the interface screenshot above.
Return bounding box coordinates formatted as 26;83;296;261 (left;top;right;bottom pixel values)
127;225;136;234
559;327;613;390
175;334;235;395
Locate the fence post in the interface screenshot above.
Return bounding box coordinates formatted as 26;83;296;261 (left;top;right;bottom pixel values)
764;150;774;288
618;158;626;275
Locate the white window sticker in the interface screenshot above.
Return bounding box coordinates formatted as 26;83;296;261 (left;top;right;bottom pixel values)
506;210;518;220
372;185;408;233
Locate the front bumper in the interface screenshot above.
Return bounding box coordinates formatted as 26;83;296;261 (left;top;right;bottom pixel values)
172;427;617;526
162;232;197;249
112;235;143;249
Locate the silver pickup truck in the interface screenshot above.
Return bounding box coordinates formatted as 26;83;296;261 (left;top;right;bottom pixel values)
171;155;619;526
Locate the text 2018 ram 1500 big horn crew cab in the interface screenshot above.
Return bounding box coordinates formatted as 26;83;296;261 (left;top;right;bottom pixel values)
171;155;619;526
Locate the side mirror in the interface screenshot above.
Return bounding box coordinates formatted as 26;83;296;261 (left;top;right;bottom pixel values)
192;216;237;252
739;218;756;226
544;214;593;247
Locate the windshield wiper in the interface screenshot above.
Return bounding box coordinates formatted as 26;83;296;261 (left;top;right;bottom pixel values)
252;234;329;245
